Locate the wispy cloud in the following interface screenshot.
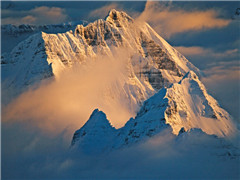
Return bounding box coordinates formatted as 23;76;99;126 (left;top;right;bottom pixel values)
2;49;136;136
137;2;231;38
203;61;240;81
175;46;239;59
174;45;239;71
2;6;68;25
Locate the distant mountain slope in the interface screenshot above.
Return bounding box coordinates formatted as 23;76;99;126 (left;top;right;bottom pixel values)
1;21;88;53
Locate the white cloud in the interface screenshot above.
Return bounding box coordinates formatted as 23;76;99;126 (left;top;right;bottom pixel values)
2;49;136;136
174;46;239;59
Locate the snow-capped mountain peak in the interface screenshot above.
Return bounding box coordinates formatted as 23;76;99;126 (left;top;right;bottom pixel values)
71;71;235;152
2;9;201;115
164;70;234;136
83;109;115;129
71;109;116;153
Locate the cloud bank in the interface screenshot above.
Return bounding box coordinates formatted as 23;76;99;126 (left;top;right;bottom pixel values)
2;49;136;138
137;2;230;38
2;123;239;179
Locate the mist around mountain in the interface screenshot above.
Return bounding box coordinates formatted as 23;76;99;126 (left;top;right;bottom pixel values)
1;9;239;179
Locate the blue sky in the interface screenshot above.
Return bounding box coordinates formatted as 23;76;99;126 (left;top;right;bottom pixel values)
1;1;240;121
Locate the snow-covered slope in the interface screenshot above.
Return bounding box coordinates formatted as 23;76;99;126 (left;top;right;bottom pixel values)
2;33;52;86
71;71;235;153
2;9;200;112
1;21;88;53
163;71;234;136
71;109;116;153
1;33;54;104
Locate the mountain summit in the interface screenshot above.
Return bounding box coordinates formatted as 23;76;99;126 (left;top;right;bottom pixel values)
71;109;116;153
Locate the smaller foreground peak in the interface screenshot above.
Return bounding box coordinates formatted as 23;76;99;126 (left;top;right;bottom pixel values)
87;108;109;124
